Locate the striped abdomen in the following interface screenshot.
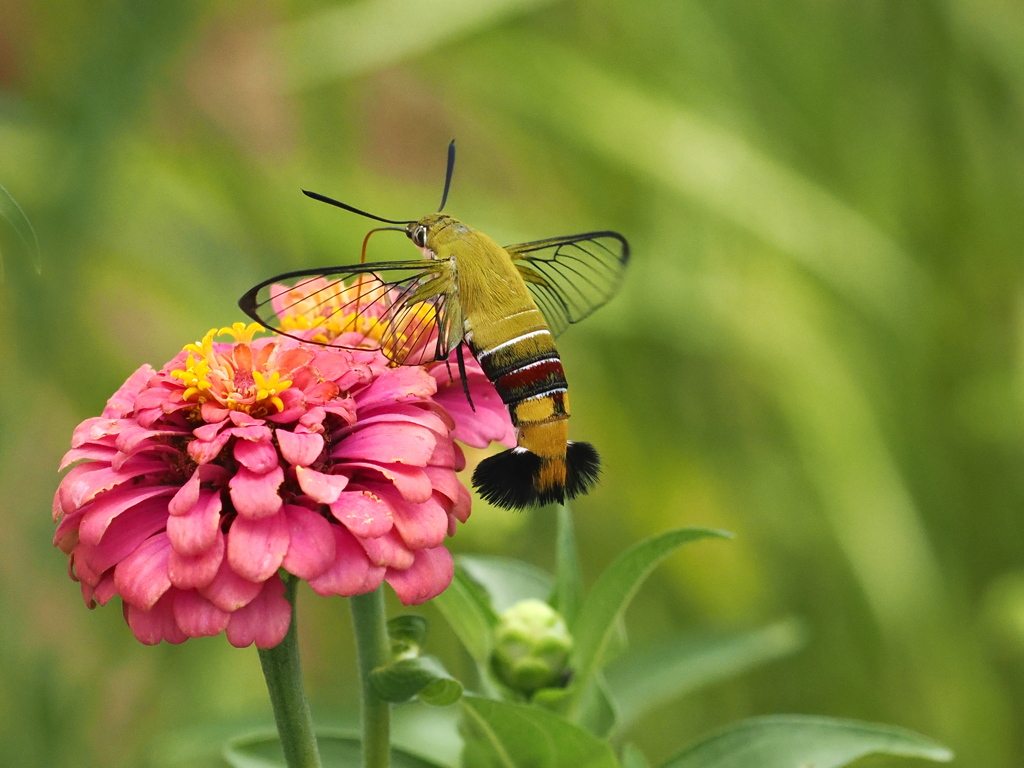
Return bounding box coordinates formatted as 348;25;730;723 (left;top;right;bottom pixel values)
469;311;570;454
468;310;599;508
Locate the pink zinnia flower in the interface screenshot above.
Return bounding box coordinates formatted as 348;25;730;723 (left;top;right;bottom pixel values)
54;304;513;648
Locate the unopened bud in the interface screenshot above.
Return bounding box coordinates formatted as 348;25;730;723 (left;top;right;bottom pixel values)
492;599;573;695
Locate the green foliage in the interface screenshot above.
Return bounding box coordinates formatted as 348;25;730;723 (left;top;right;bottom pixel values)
439;512;949;766
564;527;731;717
605;619;808;732
370;657;464;707
3;0;1022;765
0;181;40;277
659;716;954;768
460;695;619;768
222;729;447;768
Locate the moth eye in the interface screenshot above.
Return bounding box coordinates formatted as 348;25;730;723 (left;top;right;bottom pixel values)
413;226;427;248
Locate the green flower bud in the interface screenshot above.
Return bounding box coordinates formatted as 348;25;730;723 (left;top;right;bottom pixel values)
492;599;573;695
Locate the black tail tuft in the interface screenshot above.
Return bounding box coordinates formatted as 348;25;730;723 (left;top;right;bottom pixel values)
473;449;543;510
472;443;603;511
565;441;601;498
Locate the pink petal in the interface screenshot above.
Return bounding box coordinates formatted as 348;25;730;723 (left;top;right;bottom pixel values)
226;576;292;648
114;533;172;609
234;438;279;473
360;529;415;570
229;410;267;428
115;424;188;455
423;466;463;505
60;444;118;471
188;430;232;464
425;433;461;469
193;421;227;442
374;485;449;550
354;367;437;411
320;399;358;424
169;468;202;516
54;508;84;551
102;364;156;418
200;402;231;424
386;546;454;605
312;350;356;381
167;490;223;556
173;589;230;638
340;462;433;503
452;484;472;524
227;510;290;582
94;572;117;606
277;346;316;373
308;526;386;597
199;559;263;611
78;485;173;546
125;592;188;645
281;505;336;580
295;466;349;504
134;382;173;414
299;406;328;431
72;543;103;586
331;423;436;466
346;403;450;435
82;496;172;574
229;466;284;519
70;416;121;449
277;430;325;467
80;579;97;608
431;359;516;449
268;387;306;423
169;530;225;589
329;489;394;539
60;457;168;513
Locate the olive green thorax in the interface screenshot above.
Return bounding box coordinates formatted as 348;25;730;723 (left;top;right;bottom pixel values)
406;214;539;333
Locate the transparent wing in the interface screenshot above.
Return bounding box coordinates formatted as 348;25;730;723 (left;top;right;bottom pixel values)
239;259;458;366
505;231;630;337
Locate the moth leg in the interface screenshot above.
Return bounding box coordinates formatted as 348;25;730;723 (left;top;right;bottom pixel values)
456;343;476;412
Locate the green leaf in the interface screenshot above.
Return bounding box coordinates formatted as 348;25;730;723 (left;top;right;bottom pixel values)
370;656;464;706
223;728;448;767
576;673;618;737
279;0;560;90
0;181;41;278
551;504;583;624
432;566;498;665
607;619;807;732
458;555;553;613
659;716;953;768
621;744;652;768
567;527;731;717
392;703;462;768
388;615;429;658
459;695;619;768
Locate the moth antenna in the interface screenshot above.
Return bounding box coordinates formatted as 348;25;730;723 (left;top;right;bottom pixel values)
303;190;414;225
438;140;456;212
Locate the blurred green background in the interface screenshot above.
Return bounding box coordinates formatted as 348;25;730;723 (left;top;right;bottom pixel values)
2;0;1023;765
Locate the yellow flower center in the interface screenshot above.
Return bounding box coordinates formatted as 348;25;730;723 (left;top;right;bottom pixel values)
170;323;293;416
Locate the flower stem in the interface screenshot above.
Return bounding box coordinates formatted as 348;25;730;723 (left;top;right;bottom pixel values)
257;576;322;768
350;586;391;768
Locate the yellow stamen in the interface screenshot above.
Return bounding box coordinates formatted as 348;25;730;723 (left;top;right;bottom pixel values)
219;321;264;343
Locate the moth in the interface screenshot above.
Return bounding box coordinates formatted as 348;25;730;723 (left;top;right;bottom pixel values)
239;143;629;509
